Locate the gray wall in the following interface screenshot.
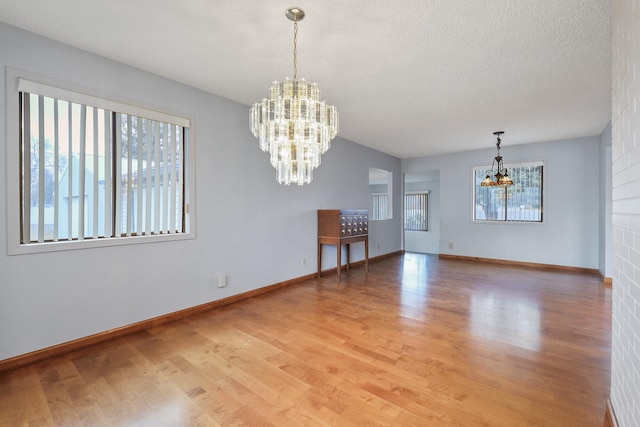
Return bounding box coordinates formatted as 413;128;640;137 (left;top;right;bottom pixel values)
402;136;602;269
0;23;402;361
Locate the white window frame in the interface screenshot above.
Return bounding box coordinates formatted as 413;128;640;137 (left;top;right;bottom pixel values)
6;68;196;255
472;160;544;223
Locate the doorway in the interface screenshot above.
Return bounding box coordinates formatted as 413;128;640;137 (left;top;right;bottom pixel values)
404;171;440;254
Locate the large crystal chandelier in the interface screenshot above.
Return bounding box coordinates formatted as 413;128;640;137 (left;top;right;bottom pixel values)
250;7;339;185
481;131;514;187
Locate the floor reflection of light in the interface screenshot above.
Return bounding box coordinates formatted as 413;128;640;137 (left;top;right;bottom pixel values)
399;253;431;320
470;291;541;351
127;402;185;427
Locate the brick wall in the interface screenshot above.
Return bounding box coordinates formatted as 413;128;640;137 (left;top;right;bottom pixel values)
611;0;640;425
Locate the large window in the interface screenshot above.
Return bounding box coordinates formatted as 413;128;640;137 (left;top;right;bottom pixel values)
404;191;428;231
7;72;193;254
473;161;543;222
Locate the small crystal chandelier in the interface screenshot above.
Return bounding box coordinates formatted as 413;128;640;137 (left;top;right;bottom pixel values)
250;6;339;185
481;131;514;187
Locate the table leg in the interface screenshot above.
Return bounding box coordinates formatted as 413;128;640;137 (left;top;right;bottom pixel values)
317;240;322;278
365;236;369;273
337;243;342;282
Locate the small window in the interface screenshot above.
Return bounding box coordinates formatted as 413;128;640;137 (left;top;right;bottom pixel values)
369;167;392;220
473;161;543;222
404;191;428;231
371;193;389;220
7;72;194;254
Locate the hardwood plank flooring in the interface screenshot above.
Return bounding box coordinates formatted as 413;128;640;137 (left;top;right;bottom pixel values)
0;253;611;426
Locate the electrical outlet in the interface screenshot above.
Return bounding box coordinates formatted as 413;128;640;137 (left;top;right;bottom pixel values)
448;242;454;249
377;243;380;250
301;258;307;267
217;275;227;288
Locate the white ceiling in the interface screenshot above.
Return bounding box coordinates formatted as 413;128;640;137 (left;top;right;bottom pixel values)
0;0;611;158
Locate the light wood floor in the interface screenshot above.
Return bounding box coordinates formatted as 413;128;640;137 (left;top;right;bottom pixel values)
0;253;611;426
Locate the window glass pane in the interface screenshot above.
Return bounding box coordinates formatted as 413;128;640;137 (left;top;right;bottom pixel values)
371;193;388;220
369;167;392;220
118;115;184;236
404;192;428;231
505;164;543;222
23;94;111;242
20;90;186;245
473;161;543;223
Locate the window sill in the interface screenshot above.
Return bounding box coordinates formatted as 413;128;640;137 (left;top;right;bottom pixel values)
8;232;195;256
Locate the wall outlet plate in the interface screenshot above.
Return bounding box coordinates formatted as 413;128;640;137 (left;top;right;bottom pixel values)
217;275;227;287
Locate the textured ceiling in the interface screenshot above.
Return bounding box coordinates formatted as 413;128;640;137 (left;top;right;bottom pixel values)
0;0;611;158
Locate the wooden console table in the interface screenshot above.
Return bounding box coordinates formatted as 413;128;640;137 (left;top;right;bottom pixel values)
317;209;369;282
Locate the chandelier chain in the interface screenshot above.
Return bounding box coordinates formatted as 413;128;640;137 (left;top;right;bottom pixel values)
292;21;298;80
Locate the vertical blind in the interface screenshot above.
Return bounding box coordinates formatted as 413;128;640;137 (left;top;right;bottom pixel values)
21;91;186;244
404;192;428;231
474;161;543;222
371;193;389;220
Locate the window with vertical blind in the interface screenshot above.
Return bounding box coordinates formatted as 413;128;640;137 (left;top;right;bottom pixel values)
7;72;194;254
473;161;543;222
371;193;389;220
369;167;392;220
404;191;428;231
